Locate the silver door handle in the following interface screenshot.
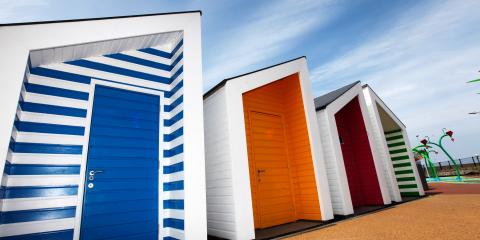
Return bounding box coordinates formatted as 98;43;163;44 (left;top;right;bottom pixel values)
89;170;104;176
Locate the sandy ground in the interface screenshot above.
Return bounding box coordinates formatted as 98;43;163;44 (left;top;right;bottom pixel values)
284;184;480;240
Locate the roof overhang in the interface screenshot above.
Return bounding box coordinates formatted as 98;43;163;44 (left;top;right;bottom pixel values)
203;56;306;99
315;81;363;114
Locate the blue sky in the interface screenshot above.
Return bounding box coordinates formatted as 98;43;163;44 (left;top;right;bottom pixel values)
1;0;479;160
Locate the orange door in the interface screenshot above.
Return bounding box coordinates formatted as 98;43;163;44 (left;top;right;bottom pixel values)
248;111;296;228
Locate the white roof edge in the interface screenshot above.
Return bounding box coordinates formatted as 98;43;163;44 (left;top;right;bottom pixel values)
364;85;407;129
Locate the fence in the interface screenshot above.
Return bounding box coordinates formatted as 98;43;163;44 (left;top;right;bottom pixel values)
420;155;480;177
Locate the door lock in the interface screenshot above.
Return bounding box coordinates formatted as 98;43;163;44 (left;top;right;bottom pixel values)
88;170;104;181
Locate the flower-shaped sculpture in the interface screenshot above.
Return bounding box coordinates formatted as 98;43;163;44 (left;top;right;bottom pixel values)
413;129;461;181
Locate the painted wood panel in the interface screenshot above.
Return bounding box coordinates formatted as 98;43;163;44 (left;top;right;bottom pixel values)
1;38;185;239
80;85;160;239
243;73;321;229
384;130;421;197
334;97;383;207
203;87;237;239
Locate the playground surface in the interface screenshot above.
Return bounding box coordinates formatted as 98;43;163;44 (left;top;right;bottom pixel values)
427;176;480;184
283;182;480;240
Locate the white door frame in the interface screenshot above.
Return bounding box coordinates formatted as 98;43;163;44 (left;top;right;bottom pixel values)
73;79;165;240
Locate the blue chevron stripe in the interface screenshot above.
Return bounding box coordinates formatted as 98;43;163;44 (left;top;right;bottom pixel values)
139;48;172;59
164;111;183;127
163;181;184;191
164;96;183;112
24;82;89;100
9;142;83;154
14;121;85;135
1;186;78;199
5;164;80;175
105;53;171;71
0;207;76;224
163;218;184;230
30;67;91;84
163;162;183;174
66;59;172;84
163;199;184;210
163;127;183;142
171;40;183;56
165;81;183;98
164;144;183;158
19;102;87;118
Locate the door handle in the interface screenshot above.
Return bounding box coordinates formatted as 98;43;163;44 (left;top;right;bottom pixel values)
257;169;266;182
89;170;104;176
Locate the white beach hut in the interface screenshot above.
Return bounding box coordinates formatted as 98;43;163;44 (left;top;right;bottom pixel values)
314;81;397;216
204;57;334;240
362;84;425;198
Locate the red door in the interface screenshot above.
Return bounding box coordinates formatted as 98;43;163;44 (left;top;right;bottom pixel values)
337;125;364;207
335;97;383;208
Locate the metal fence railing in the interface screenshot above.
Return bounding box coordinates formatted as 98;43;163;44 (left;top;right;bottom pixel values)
419;155;480;177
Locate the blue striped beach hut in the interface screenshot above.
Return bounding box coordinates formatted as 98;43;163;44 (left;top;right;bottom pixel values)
0;11;206;240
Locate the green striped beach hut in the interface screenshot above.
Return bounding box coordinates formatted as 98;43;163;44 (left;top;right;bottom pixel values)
362;85;425;199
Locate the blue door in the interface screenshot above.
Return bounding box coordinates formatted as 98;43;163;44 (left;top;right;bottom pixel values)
80;85;160;240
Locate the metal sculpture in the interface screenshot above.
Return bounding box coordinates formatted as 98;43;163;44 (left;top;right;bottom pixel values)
414;129;461;181
412;147;440;181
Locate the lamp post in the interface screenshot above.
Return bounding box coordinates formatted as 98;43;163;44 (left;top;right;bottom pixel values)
415;129;461;181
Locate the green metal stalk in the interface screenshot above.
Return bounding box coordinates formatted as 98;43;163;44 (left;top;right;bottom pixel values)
412;146;439;181
429;134;462;181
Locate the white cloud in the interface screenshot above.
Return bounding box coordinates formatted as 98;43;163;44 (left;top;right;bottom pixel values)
310;0;480;158
203;0;341;89
0;0;50;22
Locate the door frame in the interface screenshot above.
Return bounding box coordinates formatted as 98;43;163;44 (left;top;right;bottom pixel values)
246;109;298;228
73;79;165;240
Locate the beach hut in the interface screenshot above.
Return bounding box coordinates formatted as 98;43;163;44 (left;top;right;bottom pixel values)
362;84;425;198
204;57;334;239
0;11;206;239
314;81;395;216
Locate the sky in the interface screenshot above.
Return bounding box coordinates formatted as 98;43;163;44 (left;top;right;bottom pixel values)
1;0;479;160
